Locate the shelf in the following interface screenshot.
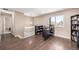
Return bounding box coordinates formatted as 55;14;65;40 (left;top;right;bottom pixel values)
72;24;79;26
72;30;79;31
71;39;77;43
71;34;77;37
71;15;79;43
71;19;79;21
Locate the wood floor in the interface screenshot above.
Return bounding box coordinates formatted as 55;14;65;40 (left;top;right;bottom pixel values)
0;33;78;50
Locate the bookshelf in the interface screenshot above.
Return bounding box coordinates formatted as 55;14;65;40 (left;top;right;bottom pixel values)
35;25;43;35
71;14;79;43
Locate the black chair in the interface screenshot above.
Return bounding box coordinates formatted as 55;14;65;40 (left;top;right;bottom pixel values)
42;28;53;40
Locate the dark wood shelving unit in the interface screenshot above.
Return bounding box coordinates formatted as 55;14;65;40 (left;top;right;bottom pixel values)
71;14;79;43
35;25;43;35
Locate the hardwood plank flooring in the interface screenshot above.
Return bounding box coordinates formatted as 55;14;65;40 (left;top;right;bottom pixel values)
0;33;78;50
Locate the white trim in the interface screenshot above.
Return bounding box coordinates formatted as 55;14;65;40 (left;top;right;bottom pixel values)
3;16;5;34
11;12;15;36
54;34;70;39
15;34;35;39
15;35;24;39
1;9;14;14
3;32;11;34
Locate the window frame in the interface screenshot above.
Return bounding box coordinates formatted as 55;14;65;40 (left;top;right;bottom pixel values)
50;15;64;27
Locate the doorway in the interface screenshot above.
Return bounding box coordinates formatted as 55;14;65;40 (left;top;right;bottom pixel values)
0;10;14;41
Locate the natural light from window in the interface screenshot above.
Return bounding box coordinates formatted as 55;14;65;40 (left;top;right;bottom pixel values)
50;15;64;27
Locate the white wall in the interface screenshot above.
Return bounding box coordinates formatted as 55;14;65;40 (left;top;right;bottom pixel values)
14;11;33;38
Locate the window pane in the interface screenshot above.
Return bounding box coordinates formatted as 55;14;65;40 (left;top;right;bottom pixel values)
50;16;64;27
50;17;55;25
56;16;64;27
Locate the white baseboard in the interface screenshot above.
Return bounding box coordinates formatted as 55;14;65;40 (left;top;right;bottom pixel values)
15;35;24;39
2;32;11;34
14;33;70;40
55;34;70;39
15;33;35;39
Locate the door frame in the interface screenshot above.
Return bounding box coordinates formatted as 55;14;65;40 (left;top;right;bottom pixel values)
0;9;15;35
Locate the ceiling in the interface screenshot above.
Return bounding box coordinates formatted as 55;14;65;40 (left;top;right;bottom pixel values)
8;8;66;17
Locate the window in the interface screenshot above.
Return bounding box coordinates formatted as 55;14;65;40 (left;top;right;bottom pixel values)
50;17;56;25
50;15;64;27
